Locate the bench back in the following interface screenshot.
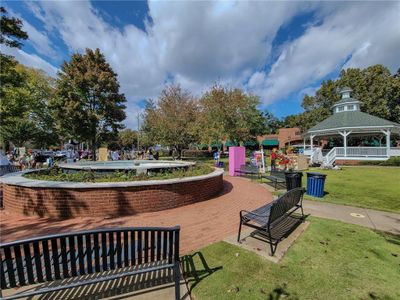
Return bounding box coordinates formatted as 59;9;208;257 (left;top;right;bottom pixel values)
270;170;285;179
0;226;180;290
268;188;305;225
241;164;259;173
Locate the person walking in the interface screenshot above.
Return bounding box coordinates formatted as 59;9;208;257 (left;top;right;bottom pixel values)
271;148;277;171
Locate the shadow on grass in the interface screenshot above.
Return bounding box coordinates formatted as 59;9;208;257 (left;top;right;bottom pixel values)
375;230;400;246
181;252;222;295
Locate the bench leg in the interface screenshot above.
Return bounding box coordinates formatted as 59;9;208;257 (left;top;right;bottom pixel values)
174;262;180;300
237;219;242;243
269;241;278;256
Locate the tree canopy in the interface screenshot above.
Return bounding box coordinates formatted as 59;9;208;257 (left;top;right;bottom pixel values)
198;84;265;147
53;48;126;159
141;85;198;154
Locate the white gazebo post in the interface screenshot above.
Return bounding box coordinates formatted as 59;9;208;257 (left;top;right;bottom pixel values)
339;131;351;157
310;135;315;152
381;129;391;157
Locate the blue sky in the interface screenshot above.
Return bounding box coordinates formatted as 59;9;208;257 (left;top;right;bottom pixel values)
3;1;399;129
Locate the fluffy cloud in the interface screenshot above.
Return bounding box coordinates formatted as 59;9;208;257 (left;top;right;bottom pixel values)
16;0;400;127
1;46;58;77
247;2;400;103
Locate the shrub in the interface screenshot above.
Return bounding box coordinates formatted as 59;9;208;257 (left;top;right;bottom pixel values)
182;150;213;158
24;165;214;182
359;157;400;166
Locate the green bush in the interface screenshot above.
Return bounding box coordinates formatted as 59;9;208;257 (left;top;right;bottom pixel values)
182;150;213;158
24;165;214;182
359;157;400;166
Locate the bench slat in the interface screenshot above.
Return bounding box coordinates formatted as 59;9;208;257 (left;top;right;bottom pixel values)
22;244;35;284
4;247;16;287
1;250;7;289
77;235;85;275
123;232;129;267
69;236;77;277
50;239;60;280
33;242;44;282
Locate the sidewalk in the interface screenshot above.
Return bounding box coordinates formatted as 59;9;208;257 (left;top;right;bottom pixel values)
303;200;400;234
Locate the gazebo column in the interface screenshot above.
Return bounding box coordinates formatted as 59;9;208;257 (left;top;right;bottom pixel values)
310;135;316;152
339;131;352;157
381;129;391;157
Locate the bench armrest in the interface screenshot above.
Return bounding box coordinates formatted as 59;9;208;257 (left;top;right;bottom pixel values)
240;209;268;221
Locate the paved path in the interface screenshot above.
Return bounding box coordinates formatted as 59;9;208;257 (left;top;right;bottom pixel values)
0;176;273;254
303;200;400;234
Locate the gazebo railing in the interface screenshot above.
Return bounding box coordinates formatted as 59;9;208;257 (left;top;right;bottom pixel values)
336;147;387;157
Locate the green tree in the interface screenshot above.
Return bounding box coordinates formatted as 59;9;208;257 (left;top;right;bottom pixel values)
53;48;126;160
118;128;138;149
141;85;198;155
198;84;265;147
0;7;28;150
298;64;400;130
1;65;59;148
263;110;283;134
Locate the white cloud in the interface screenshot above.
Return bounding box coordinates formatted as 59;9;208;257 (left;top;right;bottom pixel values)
247;2;400;103
16;0;399;127
1;46;58;77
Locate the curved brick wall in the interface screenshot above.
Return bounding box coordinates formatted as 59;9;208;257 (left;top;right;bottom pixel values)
2;173;223;219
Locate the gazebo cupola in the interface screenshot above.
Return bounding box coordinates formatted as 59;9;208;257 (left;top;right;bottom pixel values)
332;87;361;113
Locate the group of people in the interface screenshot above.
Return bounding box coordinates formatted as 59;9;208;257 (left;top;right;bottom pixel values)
4;150;50;170
107;149;160;161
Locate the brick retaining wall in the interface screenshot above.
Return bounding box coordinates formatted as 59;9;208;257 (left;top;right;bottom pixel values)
2;174;223;219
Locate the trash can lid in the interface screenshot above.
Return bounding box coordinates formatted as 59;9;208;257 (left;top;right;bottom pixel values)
307;172;327;178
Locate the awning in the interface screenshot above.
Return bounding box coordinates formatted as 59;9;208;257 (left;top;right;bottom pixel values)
262;139;279;146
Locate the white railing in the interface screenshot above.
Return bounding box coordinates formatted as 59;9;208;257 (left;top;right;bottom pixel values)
336;147;388;157
389;148;400;157
323;148;336;166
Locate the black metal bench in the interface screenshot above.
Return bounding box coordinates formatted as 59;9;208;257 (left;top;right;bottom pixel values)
262;170;286;190
235;164;260;179
0;226;181;300
237;188;305;256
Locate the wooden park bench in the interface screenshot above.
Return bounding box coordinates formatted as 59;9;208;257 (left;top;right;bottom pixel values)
237;187;305;256
234;164;260;179
0;226;181;300
262;169;286;190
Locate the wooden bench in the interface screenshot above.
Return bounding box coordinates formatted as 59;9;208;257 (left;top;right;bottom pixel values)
262;170;286;190
234;164;260;179
0;226;181;300
237;188;305;256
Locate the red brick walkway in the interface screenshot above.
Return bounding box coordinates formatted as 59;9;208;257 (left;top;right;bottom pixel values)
0;176;272;254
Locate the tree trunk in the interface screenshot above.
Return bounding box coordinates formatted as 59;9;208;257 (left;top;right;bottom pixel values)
92;138;97;161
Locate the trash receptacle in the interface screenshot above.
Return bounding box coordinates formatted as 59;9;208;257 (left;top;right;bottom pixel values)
285;171;303;191
306;172;327;197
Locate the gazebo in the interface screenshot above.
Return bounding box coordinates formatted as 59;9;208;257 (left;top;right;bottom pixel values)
304;87;400;165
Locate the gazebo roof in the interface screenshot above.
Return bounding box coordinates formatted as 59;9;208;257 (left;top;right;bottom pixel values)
307;111;400;135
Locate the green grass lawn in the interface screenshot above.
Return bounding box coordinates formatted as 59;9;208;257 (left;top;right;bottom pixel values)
184;217;400;300
302;167;400;213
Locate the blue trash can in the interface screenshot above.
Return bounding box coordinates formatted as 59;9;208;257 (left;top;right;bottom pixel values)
306;172;327;198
